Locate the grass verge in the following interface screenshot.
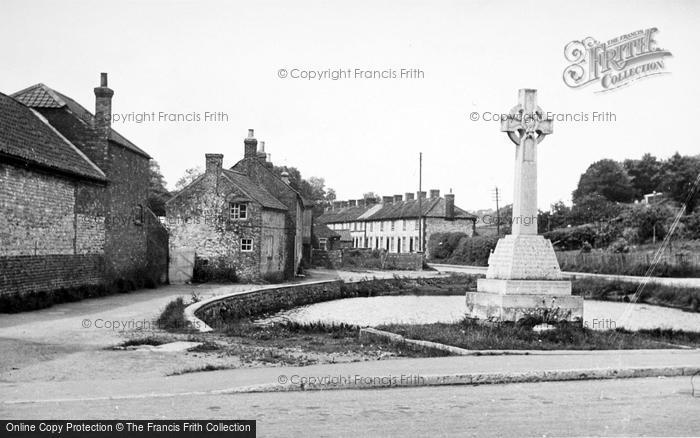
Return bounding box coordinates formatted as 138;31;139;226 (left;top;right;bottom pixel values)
378;317;700;350
572;277;700;312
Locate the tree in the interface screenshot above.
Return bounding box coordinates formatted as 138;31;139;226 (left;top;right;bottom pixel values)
623;153;662;199
175;166;203;191
658;153;700;213
570;193;622;225
363;192;381;203
148;160;171;216
572;159;635;203
273;165;336;216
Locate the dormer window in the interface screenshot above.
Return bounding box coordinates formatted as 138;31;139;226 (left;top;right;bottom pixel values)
229;202;248;220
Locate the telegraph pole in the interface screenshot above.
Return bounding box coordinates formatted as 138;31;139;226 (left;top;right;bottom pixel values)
492;186;501;236
418;152;423;252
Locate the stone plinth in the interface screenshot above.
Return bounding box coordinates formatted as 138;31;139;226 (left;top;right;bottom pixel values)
465;234;583;323
484;235;562;280
465;292;583;322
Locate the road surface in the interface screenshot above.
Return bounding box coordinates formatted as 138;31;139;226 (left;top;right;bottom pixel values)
2;377;698;437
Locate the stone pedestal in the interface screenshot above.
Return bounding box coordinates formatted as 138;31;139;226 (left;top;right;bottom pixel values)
465;235;583;323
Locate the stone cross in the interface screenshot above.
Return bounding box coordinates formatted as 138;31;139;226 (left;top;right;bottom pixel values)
500;89;553;236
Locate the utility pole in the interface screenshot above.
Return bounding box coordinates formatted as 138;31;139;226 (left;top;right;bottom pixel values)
418;152;423;252
491;186;501;236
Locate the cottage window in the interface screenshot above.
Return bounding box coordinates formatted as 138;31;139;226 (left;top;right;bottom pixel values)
241;238;253;252
319;238;328;251
230;202;248;220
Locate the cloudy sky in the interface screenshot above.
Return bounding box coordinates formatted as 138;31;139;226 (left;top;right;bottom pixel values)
2;0;697;211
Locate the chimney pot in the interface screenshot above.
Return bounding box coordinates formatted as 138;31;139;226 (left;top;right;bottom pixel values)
247;129;254;138
280;170;290;184
100;72;108;87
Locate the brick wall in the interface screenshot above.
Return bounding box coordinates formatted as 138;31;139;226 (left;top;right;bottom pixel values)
103;145;149;278
1;164;79;256
0;254;105;294
0;163;109;295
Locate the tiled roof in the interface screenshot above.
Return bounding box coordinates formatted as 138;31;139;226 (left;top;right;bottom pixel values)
222;169;288;211
12;83;151;159
0;92;106;181
317;198;476;224
313;223;340;239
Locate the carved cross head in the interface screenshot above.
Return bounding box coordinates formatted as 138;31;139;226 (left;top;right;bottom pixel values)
500;89;553;145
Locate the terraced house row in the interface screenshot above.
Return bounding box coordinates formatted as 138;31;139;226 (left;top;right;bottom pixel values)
316;191;476;257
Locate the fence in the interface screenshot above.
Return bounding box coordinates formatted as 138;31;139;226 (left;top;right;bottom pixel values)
555;250;700;277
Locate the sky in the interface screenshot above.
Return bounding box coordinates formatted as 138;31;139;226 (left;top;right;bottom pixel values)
1;0;698;211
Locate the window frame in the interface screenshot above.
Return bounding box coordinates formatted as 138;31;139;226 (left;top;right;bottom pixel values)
229;202;248;220
241;238;253;252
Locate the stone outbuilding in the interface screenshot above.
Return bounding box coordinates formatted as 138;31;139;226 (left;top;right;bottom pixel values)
166;130;313;282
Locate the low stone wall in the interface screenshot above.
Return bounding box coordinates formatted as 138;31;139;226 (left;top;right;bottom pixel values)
190;275;471;330
194;280;344;327
322;248;423;271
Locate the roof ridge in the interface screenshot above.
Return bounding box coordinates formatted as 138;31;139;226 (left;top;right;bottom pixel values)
29;109;106;180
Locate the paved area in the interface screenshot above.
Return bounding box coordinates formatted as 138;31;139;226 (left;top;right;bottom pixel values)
2;377;698;437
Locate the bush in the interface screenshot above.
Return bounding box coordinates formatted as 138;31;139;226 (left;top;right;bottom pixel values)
544;224;598;251
428;232;468;260
428;232;498;266
192;256;238;283
156;297;192;332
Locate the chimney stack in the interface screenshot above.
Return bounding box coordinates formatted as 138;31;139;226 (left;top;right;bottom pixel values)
358;199;366;208
204;153;223;188
348;200;357;207
244;129;257;158
393;194;403;203
405;192;415;201
366;197;378;206
94;73;113;154
341;201;348;208
445;193;455;220
430;189;440;199
382;196;394;204
417;191;427;200
333;201;342;210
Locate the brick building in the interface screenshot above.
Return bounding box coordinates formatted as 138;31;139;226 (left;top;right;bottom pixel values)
316;190;476;257
1;73;167;298
166;130;313;282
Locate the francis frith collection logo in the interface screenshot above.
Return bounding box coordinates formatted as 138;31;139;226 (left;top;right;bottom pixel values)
563;27;672;92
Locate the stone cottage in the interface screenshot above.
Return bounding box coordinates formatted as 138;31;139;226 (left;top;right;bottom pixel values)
1;73;167;299
166;130;313;282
